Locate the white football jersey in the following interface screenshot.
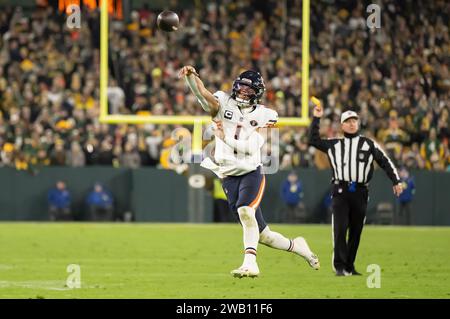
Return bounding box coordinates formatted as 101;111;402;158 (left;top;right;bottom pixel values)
203;90;278;177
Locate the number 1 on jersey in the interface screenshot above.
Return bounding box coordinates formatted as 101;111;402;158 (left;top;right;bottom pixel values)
233;124;242;155
234;124;242;140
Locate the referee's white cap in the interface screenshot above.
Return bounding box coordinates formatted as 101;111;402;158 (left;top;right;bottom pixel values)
340;110;359;124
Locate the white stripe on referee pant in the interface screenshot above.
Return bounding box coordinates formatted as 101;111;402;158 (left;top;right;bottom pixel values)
331;213;336;273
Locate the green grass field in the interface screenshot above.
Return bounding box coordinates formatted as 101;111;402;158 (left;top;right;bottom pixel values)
0;223;449;299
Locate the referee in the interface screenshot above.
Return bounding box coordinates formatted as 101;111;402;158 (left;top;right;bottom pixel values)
308;103;404;276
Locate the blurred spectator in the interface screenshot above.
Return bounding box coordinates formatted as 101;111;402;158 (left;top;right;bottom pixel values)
66;141;86;167
280;171;306;222
107;79;126;114
86;182;114;221
0;143;15;167
145;130;163;166
98;140;114;165
84;138;100;165
396;167;416;225
50;140;66;166
378;111;409;166
159;131;189;174
402;143;426;170
15;152;28;170
159;138;176;170
120;141;141;168
294;136;314;168
420;128;446;170
47;180;72;221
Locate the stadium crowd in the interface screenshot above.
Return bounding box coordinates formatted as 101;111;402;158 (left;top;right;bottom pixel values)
0;0;448;174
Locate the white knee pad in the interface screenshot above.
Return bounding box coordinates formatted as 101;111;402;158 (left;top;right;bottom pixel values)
259;226;273;245
258;226;292;251
237;206;257;228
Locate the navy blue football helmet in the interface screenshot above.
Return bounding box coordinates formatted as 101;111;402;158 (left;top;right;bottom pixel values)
231;70;266;108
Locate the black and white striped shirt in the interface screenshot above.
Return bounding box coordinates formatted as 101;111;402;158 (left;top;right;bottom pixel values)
308;117;400;185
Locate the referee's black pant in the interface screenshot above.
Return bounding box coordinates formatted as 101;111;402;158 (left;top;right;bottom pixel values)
331;183;369;273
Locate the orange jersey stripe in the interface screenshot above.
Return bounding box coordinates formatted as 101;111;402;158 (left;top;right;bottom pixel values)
249;175;266;209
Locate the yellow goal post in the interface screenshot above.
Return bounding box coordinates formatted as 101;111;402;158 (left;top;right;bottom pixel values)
99;0;312;154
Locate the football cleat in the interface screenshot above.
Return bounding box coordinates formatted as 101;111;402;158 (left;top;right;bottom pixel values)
336;270;352;276
292;237;320;270
306;253;320;270
231;264;260;278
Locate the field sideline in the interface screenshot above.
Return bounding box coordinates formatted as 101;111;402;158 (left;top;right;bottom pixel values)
0;223;449;299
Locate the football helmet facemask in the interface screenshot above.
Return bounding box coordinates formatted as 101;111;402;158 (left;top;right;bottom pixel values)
231;70;266;108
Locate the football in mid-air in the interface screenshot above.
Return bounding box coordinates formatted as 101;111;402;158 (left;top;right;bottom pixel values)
157;11;179;32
